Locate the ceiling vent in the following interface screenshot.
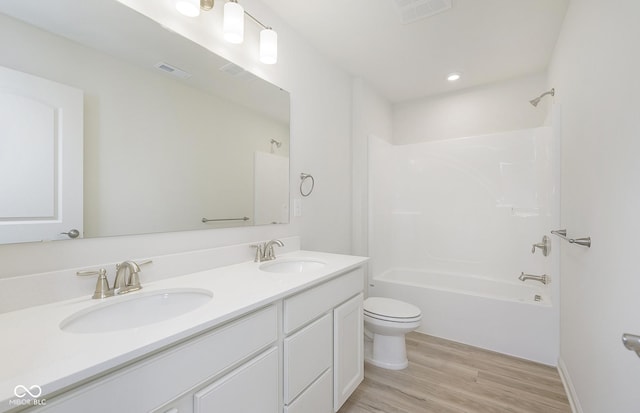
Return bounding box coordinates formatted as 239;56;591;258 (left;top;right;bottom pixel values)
219;62;245;76
219;62;258;82
153;62;192;79
393;0;452;24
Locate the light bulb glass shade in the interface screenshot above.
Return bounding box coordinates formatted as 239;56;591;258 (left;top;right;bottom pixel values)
447;72;461;82
260;29;278;64
224;1;244;44
175;0;200;17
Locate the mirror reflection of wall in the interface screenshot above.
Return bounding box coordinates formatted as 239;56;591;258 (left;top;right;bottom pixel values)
0;0;290;245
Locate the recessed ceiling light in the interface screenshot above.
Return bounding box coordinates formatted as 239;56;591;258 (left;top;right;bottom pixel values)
447;72;461;82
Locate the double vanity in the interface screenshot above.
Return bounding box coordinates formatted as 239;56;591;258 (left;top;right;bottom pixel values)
0;248;368;413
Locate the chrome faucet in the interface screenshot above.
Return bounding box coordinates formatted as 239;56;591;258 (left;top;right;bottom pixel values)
114;260;143;294
251;239;284;262
518;272;550;285
77;259;152;299
264;239;284;260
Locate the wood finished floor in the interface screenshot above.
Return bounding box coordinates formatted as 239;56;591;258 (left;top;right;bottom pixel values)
338;332;571;413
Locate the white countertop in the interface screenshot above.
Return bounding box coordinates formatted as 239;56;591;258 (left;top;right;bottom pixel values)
0;250;368;410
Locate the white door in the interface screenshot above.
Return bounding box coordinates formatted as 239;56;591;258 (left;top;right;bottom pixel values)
254;151;289;225
334;293;364;412
0;65;83;244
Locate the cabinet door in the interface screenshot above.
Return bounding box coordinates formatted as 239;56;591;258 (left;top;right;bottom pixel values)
284;313;333;404
333;293;364;412
194;347;278;413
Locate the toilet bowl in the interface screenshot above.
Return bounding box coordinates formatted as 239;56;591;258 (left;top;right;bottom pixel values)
363;297;422;370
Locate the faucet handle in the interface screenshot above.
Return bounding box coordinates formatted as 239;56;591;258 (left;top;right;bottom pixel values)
250;243;265;262
531;235;551;256
76;268;105;277
76;268;113;299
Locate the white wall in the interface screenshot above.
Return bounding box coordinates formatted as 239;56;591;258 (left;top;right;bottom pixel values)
351;78;393;258
0;0;353;279
549;0;640;411
393;72;549;144
370;128;556;285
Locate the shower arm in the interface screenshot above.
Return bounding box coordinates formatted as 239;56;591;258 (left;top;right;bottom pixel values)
538;89;555;100
529;88;555;107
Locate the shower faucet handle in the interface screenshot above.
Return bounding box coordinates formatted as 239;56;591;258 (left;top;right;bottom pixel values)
531;235;551;256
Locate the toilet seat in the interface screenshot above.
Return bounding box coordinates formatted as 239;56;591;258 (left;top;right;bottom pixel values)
363;297;422;370
364;297;421;323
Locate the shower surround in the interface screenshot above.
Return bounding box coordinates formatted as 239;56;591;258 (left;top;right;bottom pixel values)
369;126;560;365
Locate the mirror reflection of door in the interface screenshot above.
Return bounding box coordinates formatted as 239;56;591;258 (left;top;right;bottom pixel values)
0;65;83;243
254;151;289;225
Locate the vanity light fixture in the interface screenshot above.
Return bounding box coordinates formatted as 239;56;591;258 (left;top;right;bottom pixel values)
175;0;201;17
260;28;278;64
447;72;461;82
175;0;278;64
223;0;244;44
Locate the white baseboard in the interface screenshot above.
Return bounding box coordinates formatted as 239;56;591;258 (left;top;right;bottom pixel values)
557;357;583;413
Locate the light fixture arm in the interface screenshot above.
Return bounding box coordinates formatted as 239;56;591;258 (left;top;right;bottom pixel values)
244;9;270;30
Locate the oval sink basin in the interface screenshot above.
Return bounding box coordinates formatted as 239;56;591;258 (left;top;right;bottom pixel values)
60;288;213;334
259;258;326;274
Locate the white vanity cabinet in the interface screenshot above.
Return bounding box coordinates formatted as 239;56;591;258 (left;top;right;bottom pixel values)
35;305;278;413
282;267;364;413
20;263;366;413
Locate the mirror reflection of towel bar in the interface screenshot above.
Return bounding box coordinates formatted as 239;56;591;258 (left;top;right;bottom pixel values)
550;229;591;248
202;217;250;223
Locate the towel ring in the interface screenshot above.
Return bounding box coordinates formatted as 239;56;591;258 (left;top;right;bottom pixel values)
300;173;315;197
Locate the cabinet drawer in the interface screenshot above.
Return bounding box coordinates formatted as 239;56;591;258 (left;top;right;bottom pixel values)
284;368;333;413
39;305;278;413
194;347;278;413
284;313;333;404
284;267;364;334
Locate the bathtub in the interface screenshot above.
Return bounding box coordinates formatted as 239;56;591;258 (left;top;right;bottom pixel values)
369;269;559;365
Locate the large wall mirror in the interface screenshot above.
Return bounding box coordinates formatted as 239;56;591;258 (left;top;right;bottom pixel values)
0;0;290;245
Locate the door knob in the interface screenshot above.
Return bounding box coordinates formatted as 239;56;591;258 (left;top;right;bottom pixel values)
60;229;80;239
622;333;640;358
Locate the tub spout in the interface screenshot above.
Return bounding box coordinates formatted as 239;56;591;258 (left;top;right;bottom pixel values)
518;272;549;285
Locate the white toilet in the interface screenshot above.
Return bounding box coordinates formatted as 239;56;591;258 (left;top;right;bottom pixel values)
363;297;422;370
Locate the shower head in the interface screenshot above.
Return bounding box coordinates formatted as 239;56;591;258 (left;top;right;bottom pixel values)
529;88;555;107
270;138;282;148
